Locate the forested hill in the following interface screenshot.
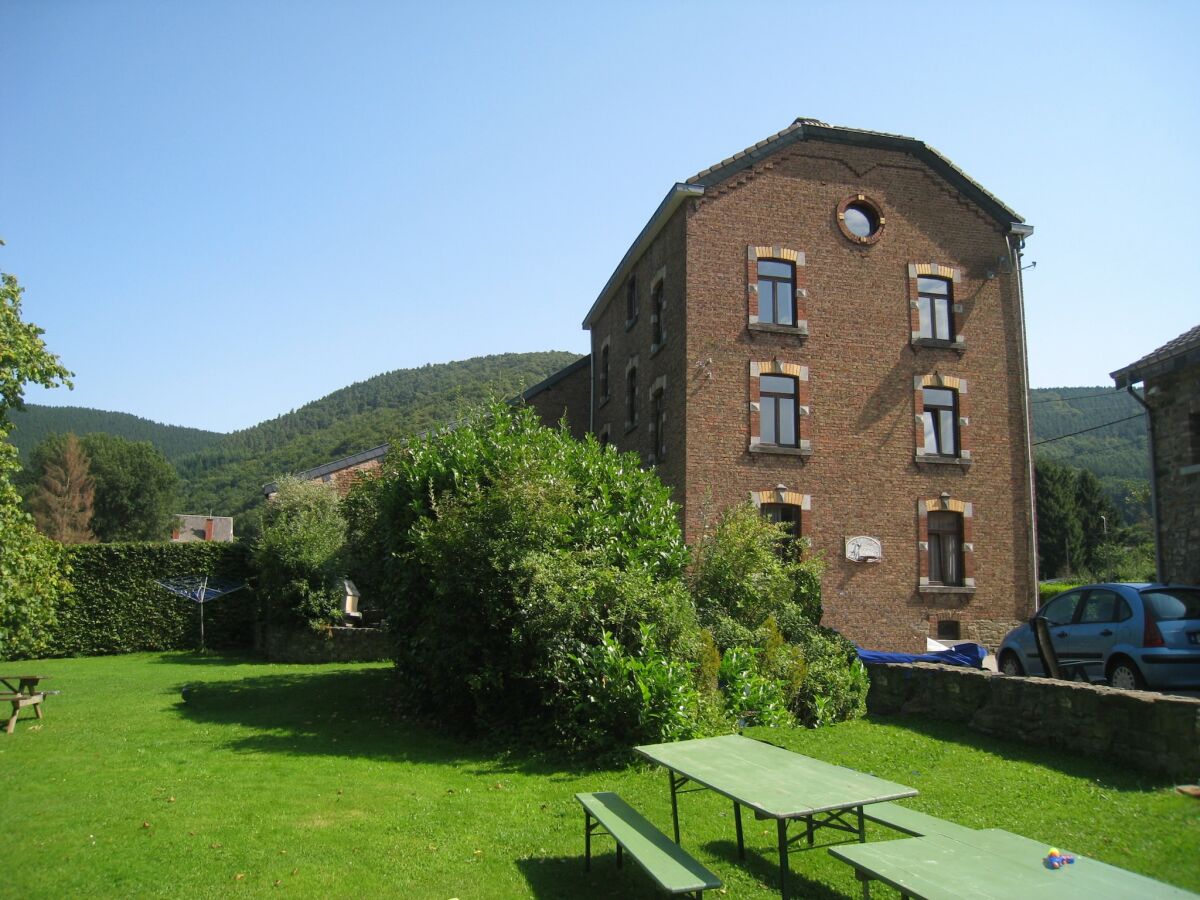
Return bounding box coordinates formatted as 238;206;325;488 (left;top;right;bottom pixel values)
7;405;224;462
1030;386;1147;519
175;351;583;521
1030;387;1147;478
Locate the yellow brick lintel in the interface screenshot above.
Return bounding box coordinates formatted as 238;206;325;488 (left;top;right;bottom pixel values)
909;262;961;282
921;497;972;515
918;372;966;391
751;489;810;509
749;245;805;265
752;360;807;379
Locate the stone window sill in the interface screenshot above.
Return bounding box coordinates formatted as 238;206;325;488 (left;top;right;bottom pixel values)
918;585;976;596
625;315;638;332
915;454;972;468
624;422;638;435
912;338;966;353
650;341;665;357
597;395;610;410
750;444;812;458
749;321;809;339
1180;463;1200;476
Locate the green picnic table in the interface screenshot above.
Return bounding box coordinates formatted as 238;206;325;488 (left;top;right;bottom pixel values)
829;827;1198;899
635;735;918;900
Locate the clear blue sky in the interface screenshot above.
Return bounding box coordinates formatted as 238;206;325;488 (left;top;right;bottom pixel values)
3;1;1197;433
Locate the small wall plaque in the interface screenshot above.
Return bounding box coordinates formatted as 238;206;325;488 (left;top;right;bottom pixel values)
846;536;882;563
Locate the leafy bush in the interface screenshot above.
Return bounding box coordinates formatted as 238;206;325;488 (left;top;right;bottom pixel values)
255;476;347;631
718;645;795;728
343;401;696;742
689;502;823;648
50;542;255;656
557;625;699;756
790;625;868;727
1038;581;1083;603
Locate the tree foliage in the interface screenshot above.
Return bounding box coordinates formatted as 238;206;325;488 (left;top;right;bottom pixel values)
689;502;823;648
29;431;96;543
255;476;347;631
0;272;74;659
76;433;180;541
344;400;695;740
1036;458;1151;581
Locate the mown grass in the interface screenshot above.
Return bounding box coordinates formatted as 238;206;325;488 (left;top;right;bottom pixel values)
1;653;1196;899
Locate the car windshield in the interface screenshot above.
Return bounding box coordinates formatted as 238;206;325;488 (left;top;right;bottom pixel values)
1141;589;1200;621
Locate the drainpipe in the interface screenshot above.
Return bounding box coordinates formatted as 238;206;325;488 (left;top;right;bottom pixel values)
1008;224;1039;610
1123;384;1162;581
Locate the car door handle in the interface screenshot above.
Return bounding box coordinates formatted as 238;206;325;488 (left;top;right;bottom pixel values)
1100;629;1113;636
1055;631;1068;638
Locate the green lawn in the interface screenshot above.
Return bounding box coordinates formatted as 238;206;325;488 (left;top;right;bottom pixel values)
1;653;1196;898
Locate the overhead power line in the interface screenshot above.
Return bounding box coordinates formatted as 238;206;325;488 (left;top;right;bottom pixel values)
1033;414;1144;446
1030;389;1124;405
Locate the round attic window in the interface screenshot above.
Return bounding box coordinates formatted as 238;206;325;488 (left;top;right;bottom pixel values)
837;194;885;245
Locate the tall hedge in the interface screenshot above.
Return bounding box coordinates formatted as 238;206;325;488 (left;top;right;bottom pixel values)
51;542;256;656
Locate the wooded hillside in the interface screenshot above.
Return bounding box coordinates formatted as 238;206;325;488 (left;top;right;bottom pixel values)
8;405;224;462
173;351;582;524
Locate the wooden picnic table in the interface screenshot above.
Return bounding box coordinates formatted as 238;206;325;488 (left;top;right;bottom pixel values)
635;735;918;900
0;674;49;695
829;827;1198;899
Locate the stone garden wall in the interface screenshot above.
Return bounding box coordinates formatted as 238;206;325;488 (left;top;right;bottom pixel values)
866;663;1200;778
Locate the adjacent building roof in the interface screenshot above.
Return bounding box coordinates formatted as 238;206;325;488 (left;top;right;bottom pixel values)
583;117;1030;329
1111;323;1200;388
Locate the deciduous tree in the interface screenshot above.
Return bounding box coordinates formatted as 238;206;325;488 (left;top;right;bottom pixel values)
29;432;96;543
0;271;74;658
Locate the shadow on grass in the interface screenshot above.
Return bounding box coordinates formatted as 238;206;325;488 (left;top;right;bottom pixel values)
150;651;265;667
702;838;857;900
517;843;851;900
851;714;1177;791
173;668;608;777
517;855;685;899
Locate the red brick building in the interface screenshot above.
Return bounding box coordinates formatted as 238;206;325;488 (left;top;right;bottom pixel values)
568;118;1038;651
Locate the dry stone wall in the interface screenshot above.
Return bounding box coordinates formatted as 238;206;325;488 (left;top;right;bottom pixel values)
867;662;1200;778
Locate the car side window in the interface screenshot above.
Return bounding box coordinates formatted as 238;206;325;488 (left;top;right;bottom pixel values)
1116;596;1133;622
1079;589;1120;624
1040;591;1082;627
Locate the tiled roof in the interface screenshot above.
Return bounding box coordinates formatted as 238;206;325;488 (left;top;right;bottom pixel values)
687;117;1024;226
1111;323;1200;387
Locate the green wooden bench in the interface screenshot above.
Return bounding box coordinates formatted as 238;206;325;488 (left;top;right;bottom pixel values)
862;801;977;839
576;792;722;898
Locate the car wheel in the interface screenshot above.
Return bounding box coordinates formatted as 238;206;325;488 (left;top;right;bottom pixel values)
1107;658;1145;691
999;651;1024;677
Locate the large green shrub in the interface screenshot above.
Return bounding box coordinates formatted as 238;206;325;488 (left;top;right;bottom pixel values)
789;625;869;727
51;542;255;656
343;402;695;741
256;476;347;631
0;272;74;660
689;502;824;647
0;437;72;660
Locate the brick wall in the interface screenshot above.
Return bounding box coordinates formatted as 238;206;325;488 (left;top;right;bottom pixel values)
678;144;1035;651
524;357;593;442
1148;364;1200;583
582;134;1036;653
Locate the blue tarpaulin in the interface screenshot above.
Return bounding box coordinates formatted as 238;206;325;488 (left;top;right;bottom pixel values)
856;642;988;669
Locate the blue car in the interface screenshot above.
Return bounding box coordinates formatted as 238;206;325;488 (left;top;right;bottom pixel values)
996;583;1200;691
